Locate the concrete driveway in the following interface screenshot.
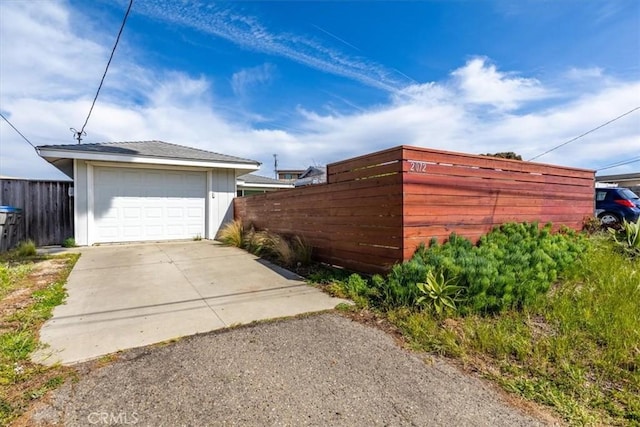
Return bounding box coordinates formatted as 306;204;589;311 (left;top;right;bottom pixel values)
34;241;346;365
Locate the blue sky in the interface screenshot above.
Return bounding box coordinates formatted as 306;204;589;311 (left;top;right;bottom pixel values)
1;0;639;180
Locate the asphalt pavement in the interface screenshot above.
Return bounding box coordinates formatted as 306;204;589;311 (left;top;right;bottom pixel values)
27;313;553;426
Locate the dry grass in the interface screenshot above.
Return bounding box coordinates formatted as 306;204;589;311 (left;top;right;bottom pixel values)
218;220;244;247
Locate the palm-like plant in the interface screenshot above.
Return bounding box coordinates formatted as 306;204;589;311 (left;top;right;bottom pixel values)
416;270;464;315
609;219;640;258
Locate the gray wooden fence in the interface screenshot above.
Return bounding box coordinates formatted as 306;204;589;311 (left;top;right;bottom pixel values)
0;179;74;248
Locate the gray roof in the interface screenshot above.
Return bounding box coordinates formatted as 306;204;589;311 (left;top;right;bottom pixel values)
595;172;640;181
37;140;259;165
238;173;293;186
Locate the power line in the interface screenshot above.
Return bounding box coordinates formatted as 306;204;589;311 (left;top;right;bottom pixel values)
528;105;640;161
0;112;36;150
596;156;640;172
73;0;133;143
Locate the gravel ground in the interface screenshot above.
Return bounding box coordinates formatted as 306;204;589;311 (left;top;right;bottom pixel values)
28;313;554;426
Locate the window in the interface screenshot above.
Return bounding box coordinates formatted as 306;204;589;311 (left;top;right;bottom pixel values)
596;191;607;202
620;188;639;199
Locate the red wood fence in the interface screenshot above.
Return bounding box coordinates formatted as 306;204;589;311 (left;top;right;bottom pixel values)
234;146;594;273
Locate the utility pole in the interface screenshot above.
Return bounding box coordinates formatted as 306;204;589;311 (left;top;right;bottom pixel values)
273;154;278;179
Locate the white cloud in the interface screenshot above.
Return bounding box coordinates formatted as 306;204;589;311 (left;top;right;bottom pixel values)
231;63;275;96
0;1;106;99
450;57;549;111
565;67;604;80
136;0;409;92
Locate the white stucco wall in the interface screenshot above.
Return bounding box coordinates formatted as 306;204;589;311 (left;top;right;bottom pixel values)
207;168;237;239
73;160;89;246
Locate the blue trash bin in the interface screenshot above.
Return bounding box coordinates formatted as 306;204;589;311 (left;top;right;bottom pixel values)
0;206;24;252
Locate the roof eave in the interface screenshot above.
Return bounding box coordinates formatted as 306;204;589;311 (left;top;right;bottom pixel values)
37;148;260;171
237;182;294;189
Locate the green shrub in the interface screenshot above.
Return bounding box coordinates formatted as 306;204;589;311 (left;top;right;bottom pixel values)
372;222;587;314
326;273;374;307
15;240;36;258
61;237;76;248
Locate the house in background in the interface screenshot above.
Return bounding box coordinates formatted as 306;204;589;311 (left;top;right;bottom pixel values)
237;174;294;196
276;169;305;181
596;172;640;193
37;140;260;246
295;166;327;187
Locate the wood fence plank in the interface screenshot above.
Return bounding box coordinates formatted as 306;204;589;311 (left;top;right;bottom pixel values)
0;179;73;248
235;146;595;274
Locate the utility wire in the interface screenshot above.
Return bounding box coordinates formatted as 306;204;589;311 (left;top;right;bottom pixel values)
0;112;36;149
596;156;640;172
74;0;133;143
528;105;640;161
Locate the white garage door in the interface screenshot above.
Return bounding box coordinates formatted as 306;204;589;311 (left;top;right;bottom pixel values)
93;167;206;243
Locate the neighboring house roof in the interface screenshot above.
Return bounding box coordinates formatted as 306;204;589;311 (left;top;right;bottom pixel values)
595;172;640;182
37;140;260;178
276;169;305;174
237;173;294;189
295;166;327;187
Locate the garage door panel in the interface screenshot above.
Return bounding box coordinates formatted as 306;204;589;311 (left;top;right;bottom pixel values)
93;167;206;243
144;207;163;219
187;207;203;218
123;207;141;219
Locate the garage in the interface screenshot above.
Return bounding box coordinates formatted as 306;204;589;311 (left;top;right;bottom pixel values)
36;140;260;246
93;167;206;243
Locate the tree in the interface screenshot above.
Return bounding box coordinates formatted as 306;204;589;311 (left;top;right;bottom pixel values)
481;152;522;160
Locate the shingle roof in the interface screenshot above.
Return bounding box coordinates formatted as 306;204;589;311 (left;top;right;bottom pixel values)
37;140;259;165
237;173;293;185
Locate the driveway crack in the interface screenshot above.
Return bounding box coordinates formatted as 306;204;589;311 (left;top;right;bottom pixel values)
155;244;227;326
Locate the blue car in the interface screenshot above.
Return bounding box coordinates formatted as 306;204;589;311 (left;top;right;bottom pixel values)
595;187;640;225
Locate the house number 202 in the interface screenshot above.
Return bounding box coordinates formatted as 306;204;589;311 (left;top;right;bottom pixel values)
408;160;428;173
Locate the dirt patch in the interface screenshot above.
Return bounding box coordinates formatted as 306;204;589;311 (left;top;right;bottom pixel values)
0;259;68;330
1;256;77;426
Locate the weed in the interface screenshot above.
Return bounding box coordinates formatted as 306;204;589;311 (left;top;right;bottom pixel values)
306;264;352;284
0;262;32;299
375;237;639;425
15;240;36;258
192;234;202;241
291;235;313;266
608;219;640;258
582;216;603;235
61;237;76;248
0;330;36;361
0;254;78;425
